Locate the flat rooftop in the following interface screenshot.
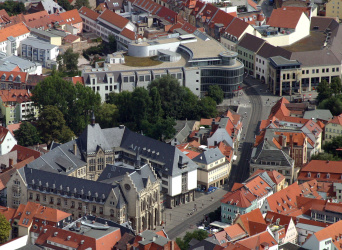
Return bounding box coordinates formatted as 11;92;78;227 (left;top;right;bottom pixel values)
282;31;326;52
65;218;119;239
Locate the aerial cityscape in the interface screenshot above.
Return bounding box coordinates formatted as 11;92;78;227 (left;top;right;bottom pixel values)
0;0;341;249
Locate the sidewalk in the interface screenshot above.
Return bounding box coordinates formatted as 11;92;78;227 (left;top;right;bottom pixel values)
155;188;228;237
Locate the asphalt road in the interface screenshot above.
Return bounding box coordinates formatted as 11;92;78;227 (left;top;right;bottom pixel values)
166;78;264;239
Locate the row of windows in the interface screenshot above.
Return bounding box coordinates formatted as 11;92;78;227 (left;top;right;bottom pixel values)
302;67;339;75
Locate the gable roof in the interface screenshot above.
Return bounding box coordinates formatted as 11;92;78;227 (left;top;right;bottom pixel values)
156;6;178;24
24;10;48;22
79;124;113;154
267;8;304;29
79;6;100;21
223;17;249;38
328;114;342;126
257;43;292;59
244;175;272;198
236;209;266;235
193;148;224;165
236;231;277;249
223;224;246;241
59;9;82;25
11;145;41;162
237;33;265;52
0;23;30;43
221;188;256;208
314;220;342;248
98;9;129;29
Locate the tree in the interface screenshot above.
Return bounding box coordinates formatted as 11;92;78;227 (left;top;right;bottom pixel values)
149;87;163;123
316;80;332;103
57;0;73;10
198;97;218;118
318;97;342;116
142;117;176;141
57;48;79;74
96;103;118;129
176;230;209;250
37;106;75;145
107;91;133;124
0;1;25;16
207;85;224;105
311;152;339;161
131;87;151;129
331;77;342;95
32;75;101;134
74;0;89;9
14;122;40;147
0;213;10;244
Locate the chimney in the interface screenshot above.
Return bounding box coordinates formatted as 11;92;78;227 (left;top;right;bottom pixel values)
91;111;95;126
9;158;13;167
73;143;77;155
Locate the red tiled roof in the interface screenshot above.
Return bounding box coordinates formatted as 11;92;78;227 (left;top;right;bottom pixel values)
269;97;290;119
231;183;244;192
179;148;200;159
265;183;302;215
0;71;27;83
267;8;303;29
132;0;162;15
10;144;41;162
236;209;266;235
244;176;272;198
0;168;16;191
217;141;233;161
316;120;325;129
221;188;257;208
209;9;234;28
120;28;142;40
59;9;82;25
24;10;48;22
0;9;10;24
236;231;277;249
0;23;29;43
328;114;342;126
98;9;129;29
156;6;178;24
223;224;246;239
35;225;96;249
0;89;31;103
223;17;249;38
0;206;16;222
12;156;35;169
7;122;21;135
63;34;80;43
315;220;342;248
72;76;84;85
79;6;100;21
0;126;10;145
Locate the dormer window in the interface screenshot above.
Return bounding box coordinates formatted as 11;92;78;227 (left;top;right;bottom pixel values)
308;172;311;177
327;173;330;179
317;173;321;178
8;74;13;81
1;74;6;80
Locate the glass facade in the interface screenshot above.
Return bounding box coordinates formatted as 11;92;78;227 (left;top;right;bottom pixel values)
200;66;244;97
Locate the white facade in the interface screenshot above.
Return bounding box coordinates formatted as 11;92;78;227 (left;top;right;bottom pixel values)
128;40;180;57
255;54;268;82
0;33;30;56
0;130;17;155
19;101;39;121
187;169;197;191
302;235;332;250
262;13;310;47
170;175;182;197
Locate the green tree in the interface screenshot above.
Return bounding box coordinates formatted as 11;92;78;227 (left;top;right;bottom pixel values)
74;0;89;9
176;230;209;250
37;106;75;145
323;135;342;159
318;97;342;116
142;117;176;141
57;0;73;10
32;75;101;134
316;79;332;103
0;1;25;16
57;48;79;74
331;77;342;95
14;122;40;147
149;87;163;123
311;152;339;161
207;85;224;105
107;91;133;123
96;103;118;129
132;87;151;129
198;97;218;118
0;213;10;244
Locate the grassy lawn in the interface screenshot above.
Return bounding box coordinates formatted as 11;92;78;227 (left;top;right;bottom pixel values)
124;55;162;67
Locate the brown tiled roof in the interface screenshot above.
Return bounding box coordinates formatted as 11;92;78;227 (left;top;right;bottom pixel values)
223;224;246;240
120;28;142;40
223;18;249;38
11;144;41;162
237;33;265;53
24;10;48;22
0;168;16;191
156;6;178;24
98;9;129;29
0;89;31;103
60;9;82;25
267;8;303;29
236;209;266;235
236;231;277;249
257;43;292;59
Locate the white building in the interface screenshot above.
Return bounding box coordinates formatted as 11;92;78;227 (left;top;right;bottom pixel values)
20;37;59;68
0;23;30;57
0;127;17;155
